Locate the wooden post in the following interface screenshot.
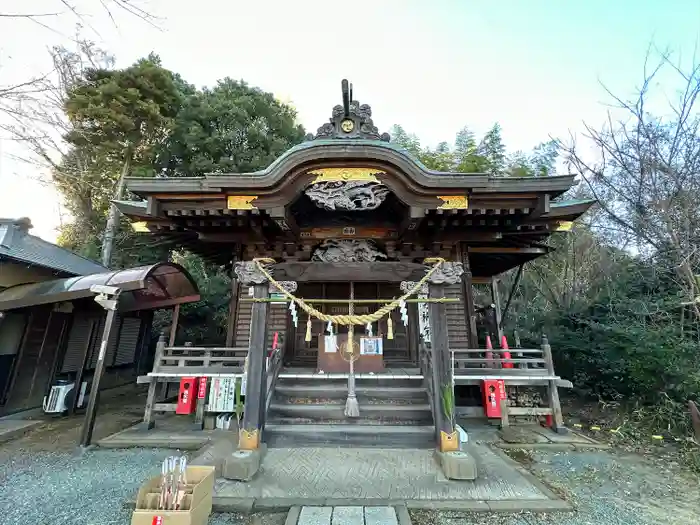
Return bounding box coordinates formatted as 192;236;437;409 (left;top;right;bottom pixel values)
541;334;567;434
80;299;120;447
169;304;180;347
69;319;97;415
235;262;270;450
490;278;504;341
141;333;166;430
427;261;464;452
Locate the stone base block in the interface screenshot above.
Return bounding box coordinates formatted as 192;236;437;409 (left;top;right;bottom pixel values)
133;421;155;431
434;449;477;480
552;425;569;435
222;443;267;481
191;437;237;477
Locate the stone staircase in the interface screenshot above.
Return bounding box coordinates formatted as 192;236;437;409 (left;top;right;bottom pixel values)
264;374;435;448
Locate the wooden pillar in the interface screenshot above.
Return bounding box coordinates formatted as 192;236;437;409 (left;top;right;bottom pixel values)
427;261;464;452
460;244;478;348
400;281;423;366
542;334;567;434
141;333;166;430
80;292;121;447
234;261;270;450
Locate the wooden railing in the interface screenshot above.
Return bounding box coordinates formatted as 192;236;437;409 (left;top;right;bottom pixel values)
451;347;547;372
450;335;568;432
153;346;247;376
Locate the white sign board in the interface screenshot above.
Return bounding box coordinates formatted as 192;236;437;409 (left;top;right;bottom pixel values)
360;337;383;356
324;335;338;353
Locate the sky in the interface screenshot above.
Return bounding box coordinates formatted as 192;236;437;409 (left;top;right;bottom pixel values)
0;0;698;242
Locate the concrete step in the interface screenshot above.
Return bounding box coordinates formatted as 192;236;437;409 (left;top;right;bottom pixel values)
265;423;435;448
275;384;428;402
268;402;432;422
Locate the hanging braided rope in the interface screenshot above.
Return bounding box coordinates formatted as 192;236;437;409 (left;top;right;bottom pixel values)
253;257;445;326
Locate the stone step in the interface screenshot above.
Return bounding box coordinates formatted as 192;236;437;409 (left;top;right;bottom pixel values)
293;505;401;525
265;423;435;448
268;402;432;422
275;384;428;402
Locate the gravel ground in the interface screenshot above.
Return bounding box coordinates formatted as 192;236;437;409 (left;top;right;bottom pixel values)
0;447;176;525
2;394;699;525
411;448;700;525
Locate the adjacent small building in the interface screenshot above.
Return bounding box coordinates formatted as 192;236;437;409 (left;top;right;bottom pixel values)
0;218;199;416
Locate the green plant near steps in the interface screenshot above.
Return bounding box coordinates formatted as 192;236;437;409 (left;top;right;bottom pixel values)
441;384;455;427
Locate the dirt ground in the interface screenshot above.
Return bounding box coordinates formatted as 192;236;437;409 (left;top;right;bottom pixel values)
0;387;147;453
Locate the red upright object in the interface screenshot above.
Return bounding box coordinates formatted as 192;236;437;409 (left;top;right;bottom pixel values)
176;376;197;415
481;379;502;418
500;335;514;369
485;335;494;363
497;379;507;401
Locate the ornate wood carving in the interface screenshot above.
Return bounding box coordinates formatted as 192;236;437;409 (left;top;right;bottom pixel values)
234;261;269;285
305;180;389;211
311;239;387;263
427;262;464;285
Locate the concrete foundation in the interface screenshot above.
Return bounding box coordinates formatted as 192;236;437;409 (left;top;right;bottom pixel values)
434;449;478;480
222;444;267;481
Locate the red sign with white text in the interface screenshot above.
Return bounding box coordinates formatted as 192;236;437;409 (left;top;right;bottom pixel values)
197;377;207;399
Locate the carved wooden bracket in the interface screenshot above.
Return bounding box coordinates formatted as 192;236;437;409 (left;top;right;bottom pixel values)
271;281;298;293
427;262;464;285
234;261;269;285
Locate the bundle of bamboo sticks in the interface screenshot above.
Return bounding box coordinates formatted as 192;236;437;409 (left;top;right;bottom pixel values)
158;456;188;511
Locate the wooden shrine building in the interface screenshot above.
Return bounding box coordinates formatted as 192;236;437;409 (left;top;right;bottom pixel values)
115;81;593;458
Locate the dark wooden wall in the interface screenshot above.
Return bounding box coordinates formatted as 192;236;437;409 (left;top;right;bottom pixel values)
233;284;287;351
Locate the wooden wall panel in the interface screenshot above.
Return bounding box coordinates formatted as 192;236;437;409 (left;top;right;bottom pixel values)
233;284;288;354
445;283;469;348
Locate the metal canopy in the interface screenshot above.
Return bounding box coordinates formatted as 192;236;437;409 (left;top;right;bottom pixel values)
0;262;200;312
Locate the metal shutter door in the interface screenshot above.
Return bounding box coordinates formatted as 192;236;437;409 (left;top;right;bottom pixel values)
114;317;141;366
61;317;94;373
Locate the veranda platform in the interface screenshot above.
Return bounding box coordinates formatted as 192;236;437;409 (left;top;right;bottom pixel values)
96;414;228;450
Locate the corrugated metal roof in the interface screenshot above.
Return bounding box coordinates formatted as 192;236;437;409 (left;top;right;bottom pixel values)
0;218;107;276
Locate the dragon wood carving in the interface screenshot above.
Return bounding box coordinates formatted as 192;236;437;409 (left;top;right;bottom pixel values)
311;239;388;263
305;181;389;211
